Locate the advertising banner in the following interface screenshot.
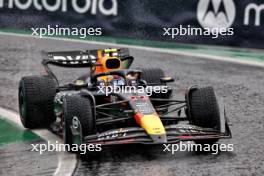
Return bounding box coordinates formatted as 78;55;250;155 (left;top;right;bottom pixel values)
0;0;263;49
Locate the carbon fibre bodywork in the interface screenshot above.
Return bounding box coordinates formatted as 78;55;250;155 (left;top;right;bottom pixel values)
70;101;231;145
44;48;231;146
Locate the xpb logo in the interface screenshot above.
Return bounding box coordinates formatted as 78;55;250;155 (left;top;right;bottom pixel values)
197;0;236;30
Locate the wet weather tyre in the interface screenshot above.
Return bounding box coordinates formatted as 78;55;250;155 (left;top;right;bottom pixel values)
63;95;95;146
18;75;57;129
189;87;221;144
140;67;165;84
140;67;171;111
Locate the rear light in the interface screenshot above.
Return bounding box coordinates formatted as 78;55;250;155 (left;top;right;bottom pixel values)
130;96;137;101
140;96;148;100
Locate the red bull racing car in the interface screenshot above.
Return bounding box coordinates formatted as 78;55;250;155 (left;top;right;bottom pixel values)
18;48;231;148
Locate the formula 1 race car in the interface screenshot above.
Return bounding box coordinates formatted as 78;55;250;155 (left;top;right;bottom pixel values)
18;48;231;147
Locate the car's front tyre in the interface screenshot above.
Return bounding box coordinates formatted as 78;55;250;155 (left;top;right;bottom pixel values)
63;95;96;147
188;86;221;144
18;75;57;128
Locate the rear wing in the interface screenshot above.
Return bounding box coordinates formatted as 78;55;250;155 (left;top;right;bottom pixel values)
43;51;95;68
42;48;133;84
43;48;131;67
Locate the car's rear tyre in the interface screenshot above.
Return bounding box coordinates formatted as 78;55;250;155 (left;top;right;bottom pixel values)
18;75;57;129
140;67;165;85
140;67;171;113
189;87;220;144
63;95;95;147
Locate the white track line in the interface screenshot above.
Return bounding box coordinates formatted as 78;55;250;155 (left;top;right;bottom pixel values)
0;107;77;176
0;31;264;68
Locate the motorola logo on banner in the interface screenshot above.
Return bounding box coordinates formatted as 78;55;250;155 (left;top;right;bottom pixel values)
197;0;236;30
0;0;118;16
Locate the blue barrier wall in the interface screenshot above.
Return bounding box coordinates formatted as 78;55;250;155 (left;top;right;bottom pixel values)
0;0;264;49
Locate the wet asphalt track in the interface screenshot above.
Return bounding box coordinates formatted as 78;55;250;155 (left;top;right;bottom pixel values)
0;35;264;176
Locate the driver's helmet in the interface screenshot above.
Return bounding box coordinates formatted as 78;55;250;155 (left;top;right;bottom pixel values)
92;49;123;86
